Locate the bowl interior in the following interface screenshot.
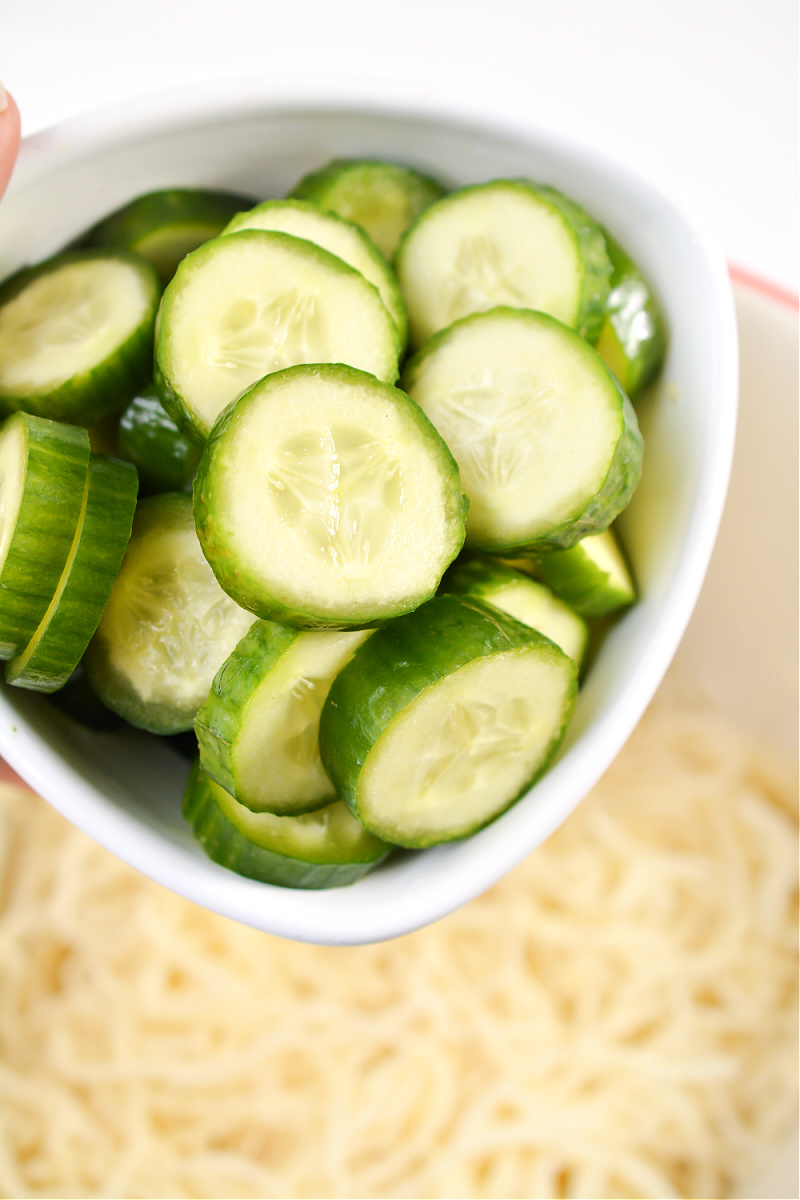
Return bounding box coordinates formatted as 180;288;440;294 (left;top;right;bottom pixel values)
0;81;738;944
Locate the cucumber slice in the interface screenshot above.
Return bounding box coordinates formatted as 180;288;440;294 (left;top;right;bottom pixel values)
6;453;138;692
535;527;637;618
403;308;643;552
84;492;256;733
0;250;160;425
154;230;401;443
289;158;445;259
441;557;588;666
319;593;578;848
395;180;612;349
183;758;392;889
222;199;408;349
195;621;372;814
117;384;201;494
595;231;667;398
193;363;468;629
83;187;257;285
0;413;91;659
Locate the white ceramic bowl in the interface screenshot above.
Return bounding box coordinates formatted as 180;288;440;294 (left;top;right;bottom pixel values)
0;77;738;945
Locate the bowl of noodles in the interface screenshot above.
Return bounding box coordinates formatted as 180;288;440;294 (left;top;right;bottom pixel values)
0;76;738;946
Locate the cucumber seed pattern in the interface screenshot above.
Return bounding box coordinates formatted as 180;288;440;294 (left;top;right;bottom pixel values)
266;425;403;569
283;675;330;771
210;293;329;393
443;236;532;327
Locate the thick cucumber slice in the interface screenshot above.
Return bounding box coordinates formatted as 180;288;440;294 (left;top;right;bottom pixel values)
222;199;408;349
154;230;401;443
117;384;201;494
7;453;138;692
0;413;91;659
83;187;257;285
0;250;160;425
395;180;612;349
193;363;468;629
320;593;578;848
289;158;445;259
535;527;637;618
595;231;667;398
84;492;256;733
403;307;643;552
195;621;372;814
441;557;588;666
183;758;392;889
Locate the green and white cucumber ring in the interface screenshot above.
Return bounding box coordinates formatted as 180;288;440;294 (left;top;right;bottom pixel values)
319;593;578;848
183;758;393;889
0;412;91;659
7;453;138;692
193;363;469;630
395;179;612;349
0;250;161;425
534;526;637;618
154;229;402;444
402;307;643;553
195;620;371;815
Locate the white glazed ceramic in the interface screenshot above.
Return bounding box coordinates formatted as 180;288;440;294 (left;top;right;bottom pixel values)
0;77;738;946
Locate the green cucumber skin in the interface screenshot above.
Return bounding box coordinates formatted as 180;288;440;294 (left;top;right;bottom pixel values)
0;414;91;660
319;593;578;847
194;619;304;808
596;231;667;397
47;664;122;731
183;759;391;889
6;453;138;692
0;250;161;426
535;534;638;619
193;363;469;631
117;385;201;493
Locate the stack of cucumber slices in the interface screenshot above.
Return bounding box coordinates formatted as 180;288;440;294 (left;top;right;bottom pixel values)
0;157;665;890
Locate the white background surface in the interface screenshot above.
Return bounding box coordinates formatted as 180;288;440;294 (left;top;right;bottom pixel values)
2;0;798;292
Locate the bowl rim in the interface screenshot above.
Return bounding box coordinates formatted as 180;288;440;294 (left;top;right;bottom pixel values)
0;75;739;945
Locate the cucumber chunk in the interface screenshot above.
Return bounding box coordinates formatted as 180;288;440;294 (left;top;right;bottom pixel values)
535;527;637;618
193;363;468;629
0;413;91;659
83;187;258;285
595;231;667;398
222;199;408;349
183;758;392;889
289;158;445;259
84;492;256;733
0;250;160;425
320;594;578;847
154;230;401;443
7;453;138;692
441;557;588;666
117;384;201;494
395;180;612;349
195;620;372;814
403;307;643;552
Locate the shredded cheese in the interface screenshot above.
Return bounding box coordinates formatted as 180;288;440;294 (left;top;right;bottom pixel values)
0;687;796;1199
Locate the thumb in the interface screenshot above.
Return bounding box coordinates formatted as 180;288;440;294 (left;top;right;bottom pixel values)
0;84;21;201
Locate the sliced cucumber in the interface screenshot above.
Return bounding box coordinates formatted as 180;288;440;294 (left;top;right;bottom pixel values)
534;526;637;618
117;384;201;494
84;492;256;733
0;250;160;425
154;230;401;443
83;187;257;285
403;307;643;552
289;158;445;259
222;199;407;349
183;758;392;889
395;180;612;349
195;621;372;814
595;231;667;398
7;453;138;692
441;557;588;666
193;363;468;629
319;593;578;848
0;413;91;659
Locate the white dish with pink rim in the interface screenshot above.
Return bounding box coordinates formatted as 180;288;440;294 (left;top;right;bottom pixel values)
0;76;738;946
